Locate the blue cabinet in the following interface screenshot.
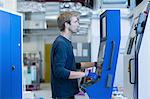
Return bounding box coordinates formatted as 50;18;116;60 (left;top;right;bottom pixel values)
0;10;22;99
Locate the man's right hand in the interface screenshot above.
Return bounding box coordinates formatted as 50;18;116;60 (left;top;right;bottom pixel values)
86;72;98;81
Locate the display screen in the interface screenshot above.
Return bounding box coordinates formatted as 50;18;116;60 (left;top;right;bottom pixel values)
97;42;106;64
100;16;107;40
102;17;107;38
136;0;143;6
96;41;106;76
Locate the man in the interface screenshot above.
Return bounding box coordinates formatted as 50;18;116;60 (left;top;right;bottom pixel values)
51;11;97;99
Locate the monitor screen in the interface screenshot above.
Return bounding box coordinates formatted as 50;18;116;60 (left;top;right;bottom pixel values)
102;17;107;38
100;16;107;40
136;0;143;6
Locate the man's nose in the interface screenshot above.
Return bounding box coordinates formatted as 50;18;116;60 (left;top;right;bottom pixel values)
77;22;79;27
77;21;79;25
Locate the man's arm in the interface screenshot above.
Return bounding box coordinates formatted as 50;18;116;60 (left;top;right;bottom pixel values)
68;71;85;79
80;62;95;68
68;62;96;79
68;70;99;81
68;62;98;79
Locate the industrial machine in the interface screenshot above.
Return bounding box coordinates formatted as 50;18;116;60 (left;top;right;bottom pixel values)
124;2;150;99
80;10;121;99
0;8;22;98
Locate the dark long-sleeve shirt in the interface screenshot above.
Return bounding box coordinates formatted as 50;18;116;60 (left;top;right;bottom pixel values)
51;35;79;98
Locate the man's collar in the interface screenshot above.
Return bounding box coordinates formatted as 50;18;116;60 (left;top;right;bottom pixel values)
60;34;71;42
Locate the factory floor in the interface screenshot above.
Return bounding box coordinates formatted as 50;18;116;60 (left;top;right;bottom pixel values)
31;83;89;99
24;83;127;99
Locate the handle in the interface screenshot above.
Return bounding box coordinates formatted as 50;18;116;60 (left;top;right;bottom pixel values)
12;65;15;71
128;58;135;84
106;74;113;88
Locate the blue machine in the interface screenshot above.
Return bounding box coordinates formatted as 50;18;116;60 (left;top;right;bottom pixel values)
80;10;120;99
0;9;22;99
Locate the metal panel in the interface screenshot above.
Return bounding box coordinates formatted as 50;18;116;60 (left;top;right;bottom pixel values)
139;11;150;99
0;10;1;99
10;14;22;99
0;10;22;99
0;10;11;99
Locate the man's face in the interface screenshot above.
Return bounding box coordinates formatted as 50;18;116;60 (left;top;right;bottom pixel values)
68;16;80;33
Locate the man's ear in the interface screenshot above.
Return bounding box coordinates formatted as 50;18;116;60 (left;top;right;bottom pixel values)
65;22;70;28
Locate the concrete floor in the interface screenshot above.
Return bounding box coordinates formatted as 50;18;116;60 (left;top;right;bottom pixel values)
24;83;127;99
32;83;89;99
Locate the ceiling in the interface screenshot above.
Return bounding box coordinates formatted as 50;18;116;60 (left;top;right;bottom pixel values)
18;1;92;35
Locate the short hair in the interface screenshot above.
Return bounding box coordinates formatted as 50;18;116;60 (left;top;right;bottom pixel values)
57;11;80;32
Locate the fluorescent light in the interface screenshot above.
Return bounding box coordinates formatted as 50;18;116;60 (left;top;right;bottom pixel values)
45;15;58;20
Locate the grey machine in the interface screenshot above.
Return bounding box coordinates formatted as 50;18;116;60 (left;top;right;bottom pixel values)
124;2;150;99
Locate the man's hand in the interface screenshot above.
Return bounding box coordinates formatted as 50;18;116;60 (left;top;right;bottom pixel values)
85;72;98;81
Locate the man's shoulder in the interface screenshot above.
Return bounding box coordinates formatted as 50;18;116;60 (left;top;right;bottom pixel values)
54;36;66;45
53;36;68;49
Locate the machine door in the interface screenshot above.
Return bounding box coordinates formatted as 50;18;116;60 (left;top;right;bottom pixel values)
0;10;1;99
0;10;11;98
10;14;22;98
